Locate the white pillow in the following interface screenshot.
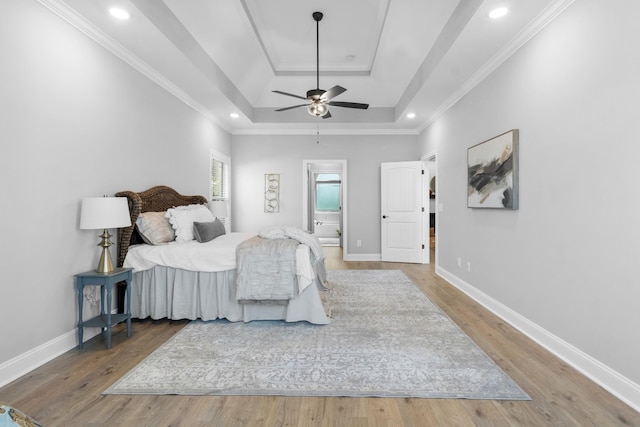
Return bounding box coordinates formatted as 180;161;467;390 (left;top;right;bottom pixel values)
166;204;215;243
136;211;175;245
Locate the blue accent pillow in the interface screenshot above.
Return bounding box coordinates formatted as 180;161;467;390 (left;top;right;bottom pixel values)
193;219;226;243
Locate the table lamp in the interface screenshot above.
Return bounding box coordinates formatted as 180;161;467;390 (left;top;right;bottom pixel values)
80;196;131;273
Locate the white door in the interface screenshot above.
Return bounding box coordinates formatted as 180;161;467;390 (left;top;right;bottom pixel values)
381;161;426;263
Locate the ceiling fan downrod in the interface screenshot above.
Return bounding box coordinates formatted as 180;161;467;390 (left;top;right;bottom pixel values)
271;11;369;119
306;11;327;117
313;11;323;91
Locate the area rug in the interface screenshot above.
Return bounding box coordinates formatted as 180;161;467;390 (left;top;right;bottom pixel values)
104;270;530;399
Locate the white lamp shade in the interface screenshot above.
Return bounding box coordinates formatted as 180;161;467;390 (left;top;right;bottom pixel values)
80;197;132;230
209;200;228;218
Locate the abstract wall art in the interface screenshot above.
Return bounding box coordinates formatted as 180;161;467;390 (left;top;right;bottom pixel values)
467;129;519;209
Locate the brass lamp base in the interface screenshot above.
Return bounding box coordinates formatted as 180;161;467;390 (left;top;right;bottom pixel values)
95;229;115;273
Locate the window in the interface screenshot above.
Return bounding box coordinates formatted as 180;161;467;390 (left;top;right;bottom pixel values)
210;151;230;227
315;173;341;212
211;158;228;200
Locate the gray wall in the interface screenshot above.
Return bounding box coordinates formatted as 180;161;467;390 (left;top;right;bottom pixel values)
231;134;419;257
0;0;230;378
418;0;640;386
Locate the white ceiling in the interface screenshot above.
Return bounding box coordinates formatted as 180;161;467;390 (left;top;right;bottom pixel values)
45;0;571;134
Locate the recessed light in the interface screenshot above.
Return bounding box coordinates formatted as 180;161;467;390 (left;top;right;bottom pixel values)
489;7;508;19
109;7;130;20
406;112;416;119
230;113;240;119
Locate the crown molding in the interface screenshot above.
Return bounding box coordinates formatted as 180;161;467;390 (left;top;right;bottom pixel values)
35;0;576;137
232;126;419;136
239;0;388;78
416;0;577;134
35;0;232;133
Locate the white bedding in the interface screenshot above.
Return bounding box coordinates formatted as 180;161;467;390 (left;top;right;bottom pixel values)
123;231;317;293
123;232;256;272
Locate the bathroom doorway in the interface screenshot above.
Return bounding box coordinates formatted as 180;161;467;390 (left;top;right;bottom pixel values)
302;160;347;250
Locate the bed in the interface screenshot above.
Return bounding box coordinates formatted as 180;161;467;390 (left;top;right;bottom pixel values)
115;185;330;325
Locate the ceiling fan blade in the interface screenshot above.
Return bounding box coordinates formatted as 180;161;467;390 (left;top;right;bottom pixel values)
272;90;307;100
322;111;332;119
322;85;347;101
275;104;308;112
326;101;369;109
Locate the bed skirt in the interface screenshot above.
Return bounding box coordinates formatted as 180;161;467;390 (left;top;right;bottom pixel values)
130;266;330;325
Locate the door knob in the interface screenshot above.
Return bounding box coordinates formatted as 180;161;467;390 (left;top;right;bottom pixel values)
382;215;388;219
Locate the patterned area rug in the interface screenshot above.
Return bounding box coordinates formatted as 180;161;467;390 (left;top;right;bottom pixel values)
104;270;530;399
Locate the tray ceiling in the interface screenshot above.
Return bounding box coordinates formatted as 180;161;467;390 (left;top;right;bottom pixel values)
41;0;570;133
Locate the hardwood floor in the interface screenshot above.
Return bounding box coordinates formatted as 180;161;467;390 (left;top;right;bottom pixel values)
1;247;638;426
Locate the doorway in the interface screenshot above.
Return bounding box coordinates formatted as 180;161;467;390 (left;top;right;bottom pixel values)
302;160;347;252
422;152;437;262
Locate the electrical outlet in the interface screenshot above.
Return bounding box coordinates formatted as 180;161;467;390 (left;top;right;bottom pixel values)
357;240;362;247
467;262;471;272
457;257;462;268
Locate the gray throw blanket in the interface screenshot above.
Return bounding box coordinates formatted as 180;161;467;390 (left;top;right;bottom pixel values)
235;236;299;302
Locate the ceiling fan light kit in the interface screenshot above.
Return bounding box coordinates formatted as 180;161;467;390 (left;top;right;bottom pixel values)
273;11;369;119
308;100;329;118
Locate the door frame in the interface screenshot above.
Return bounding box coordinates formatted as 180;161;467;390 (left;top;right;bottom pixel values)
421;151;437;267
302;159;348;260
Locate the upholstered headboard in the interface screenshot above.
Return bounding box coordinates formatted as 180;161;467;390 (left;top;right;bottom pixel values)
115;185;208;267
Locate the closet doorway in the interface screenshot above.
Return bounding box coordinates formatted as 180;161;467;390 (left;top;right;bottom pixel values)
302;160;347;252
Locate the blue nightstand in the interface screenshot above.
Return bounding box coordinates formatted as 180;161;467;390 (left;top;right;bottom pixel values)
75;268;132;349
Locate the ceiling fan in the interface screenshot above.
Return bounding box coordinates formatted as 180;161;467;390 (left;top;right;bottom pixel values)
272;11;369;119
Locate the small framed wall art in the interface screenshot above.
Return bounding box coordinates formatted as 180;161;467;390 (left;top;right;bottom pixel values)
467;129;519;209
264;173;280;213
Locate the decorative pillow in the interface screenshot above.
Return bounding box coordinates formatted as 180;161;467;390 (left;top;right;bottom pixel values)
166;204;215;243
193;218;226;243
135;212;175;245
0;402;42;427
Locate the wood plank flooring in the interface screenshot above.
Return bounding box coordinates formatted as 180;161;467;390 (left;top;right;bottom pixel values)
1;247;638;426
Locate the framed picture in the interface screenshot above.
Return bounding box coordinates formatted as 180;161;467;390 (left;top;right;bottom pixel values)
467;129;519;209
264;173;280;213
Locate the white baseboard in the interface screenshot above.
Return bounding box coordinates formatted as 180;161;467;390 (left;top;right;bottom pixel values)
0;328;102;389
437;266;640;413
343;253;382;262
